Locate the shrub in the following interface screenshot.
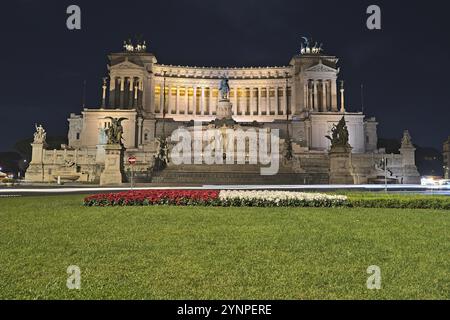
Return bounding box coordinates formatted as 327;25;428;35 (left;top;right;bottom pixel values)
347;194;450;210
2;178;15;184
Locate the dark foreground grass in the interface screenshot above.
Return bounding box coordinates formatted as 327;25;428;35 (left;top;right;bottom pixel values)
0;195;448;300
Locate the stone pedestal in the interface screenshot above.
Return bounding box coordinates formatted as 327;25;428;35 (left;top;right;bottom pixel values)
291;121;307;146
25;164;45;182
26;143;46;182
100;144;124;185
401;166;421;184
329;145;354;184
96;144;106;164
217;99;233;119
399;145;420;184
399;131;420;184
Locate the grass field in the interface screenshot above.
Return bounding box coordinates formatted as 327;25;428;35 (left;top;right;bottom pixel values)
0;194;448;300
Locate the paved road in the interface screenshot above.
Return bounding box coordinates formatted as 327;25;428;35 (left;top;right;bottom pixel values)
1;184;449;197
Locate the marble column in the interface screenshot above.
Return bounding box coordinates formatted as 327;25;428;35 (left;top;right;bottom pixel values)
325;81;330;111
322;80;327;112
109;77;116;107
209;87;214;115
233;88;238;115
216;89;220;115
283;86;288;116
242;88;247;115
101;79;107;108
275;87;279;115
176;86;180;114
201;87;205;115
128;78;134;109
159;83;164;114
308;82;313;111
193;86;197;115
258;87;262;116
331;80;338;112
119;77;125;109
185;86;189;114
303;81;309;111
340;81;345;113
167;85;172;114
138;78;143;109
133;83;139;109
313;81;318;112
266;87;270;115
249;87;255;115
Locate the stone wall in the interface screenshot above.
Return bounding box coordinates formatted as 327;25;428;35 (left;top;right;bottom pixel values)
26;144;156;183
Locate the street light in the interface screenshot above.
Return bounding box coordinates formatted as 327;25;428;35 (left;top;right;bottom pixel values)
162;70;167;138
381;156;388;192
284;72;293;160
285;72;290;139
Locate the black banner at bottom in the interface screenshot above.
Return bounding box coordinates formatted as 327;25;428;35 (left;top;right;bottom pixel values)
1;300;442;319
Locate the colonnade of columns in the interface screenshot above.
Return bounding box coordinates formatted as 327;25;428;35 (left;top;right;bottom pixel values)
109;76;143;109
304;79;338;112
155;84;291;117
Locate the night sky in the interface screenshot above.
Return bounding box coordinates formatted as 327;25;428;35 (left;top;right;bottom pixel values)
1;0;448;151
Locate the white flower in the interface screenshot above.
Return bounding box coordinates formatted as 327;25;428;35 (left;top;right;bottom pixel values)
218;190;347;206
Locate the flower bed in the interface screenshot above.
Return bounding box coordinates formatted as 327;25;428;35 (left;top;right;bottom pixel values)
84;190;221;206
84;190;348;207
219;190;348;207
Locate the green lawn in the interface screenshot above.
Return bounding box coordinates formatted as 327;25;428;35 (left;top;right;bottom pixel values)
0;195;448;300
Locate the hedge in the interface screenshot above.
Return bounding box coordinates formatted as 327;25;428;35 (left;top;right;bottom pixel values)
347;194;450;210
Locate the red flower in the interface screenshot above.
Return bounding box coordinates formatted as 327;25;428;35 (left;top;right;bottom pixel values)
84;190;220;206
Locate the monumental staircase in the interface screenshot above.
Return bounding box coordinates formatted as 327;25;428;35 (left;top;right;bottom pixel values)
150;160;330;185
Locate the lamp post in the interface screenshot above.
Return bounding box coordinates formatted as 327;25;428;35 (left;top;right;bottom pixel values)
285;72;290;139
162;71;167;138
284;72;292;160
382;156;388;192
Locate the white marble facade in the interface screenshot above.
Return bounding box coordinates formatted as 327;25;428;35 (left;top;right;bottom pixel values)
68;44;377;154
22;41;419;184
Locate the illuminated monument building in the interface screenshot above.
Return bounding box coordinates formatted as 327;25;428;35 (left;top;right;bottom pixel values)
25;39;420;185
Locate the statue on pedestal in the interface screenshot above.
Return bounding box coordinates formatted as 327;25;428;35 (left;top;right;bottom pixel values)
327;116;354;184
401;130;414;148
104;117;127;145
219;78;230;100
33;124;47;144
326;116;350;149
154;136;169;171
216;77;235;121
